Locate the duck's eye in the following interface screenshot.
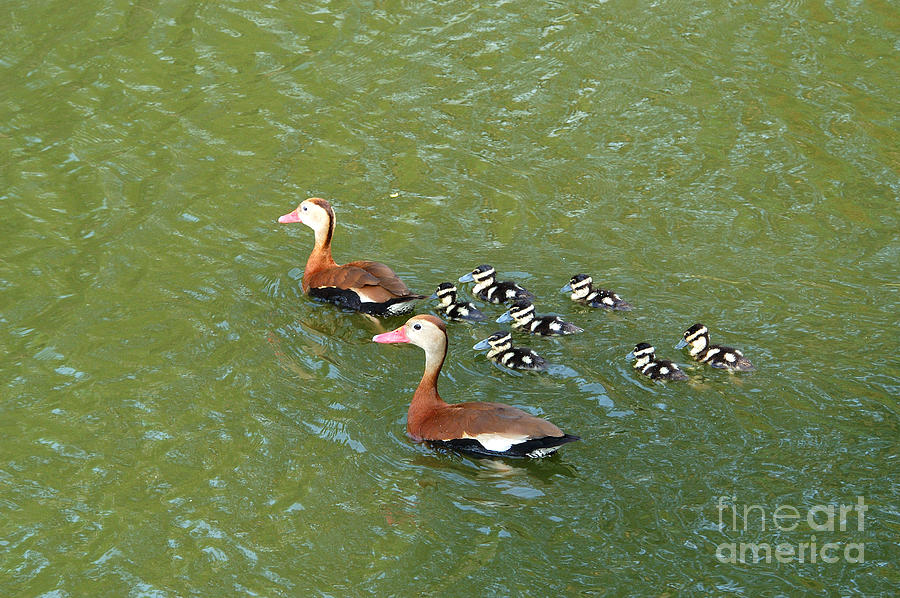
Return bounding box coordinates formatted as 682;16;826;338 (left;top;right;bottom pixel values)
413;323;422;330
302;206;308;211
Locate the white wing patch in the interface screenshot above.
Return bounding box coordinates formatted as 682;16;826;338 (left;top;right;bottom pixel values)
352;287;380;303
462;432;528;453
702;348;721;362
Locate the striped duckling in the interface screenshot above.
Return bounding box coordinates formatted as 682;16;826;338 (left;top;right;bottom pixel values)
473;331;547;371
626;342;688;381
560;274;632;310
497;300;583;336
675;323;754;371
430;282;486;322
458;265;534;304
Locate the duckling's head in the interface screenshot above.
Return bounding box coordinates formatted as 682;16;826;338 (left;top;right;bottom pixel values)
473;331;512;352
627;342;655;359
460;264;495;284
626;342;655;366
278;198;335;245
570;274;592;286
507;299;535;322
676;323;709;351
432;282;458;306
486;331;512;348
561;273;593;299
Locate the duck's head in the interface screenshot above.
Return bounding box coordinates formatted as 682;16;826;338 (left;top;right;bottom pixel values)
459;264;495;284
560;273;593;299
373;314;448;355
626;342;655;361
497;299;535;323
473;331;512;351
676;323;708;350
431;282;458;305
278;198;335;244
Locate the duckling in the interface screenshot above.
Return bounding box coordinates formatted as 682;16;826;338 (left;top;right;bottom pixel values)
458;265;534;304
430;282;486;322
497;300;583;336
473;331;547;371
560;274;632;310
626;342;688;381
675;323;754;371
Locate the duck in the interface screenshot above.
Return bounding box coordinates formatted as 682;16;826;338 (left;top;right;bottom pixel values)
458;265;534;304
560;274;632;310
473;331;547;371
372;315;579;458
430;282;486;322
497;300;583;336
675;323;754;371
278;198;424;316
626;342;688;381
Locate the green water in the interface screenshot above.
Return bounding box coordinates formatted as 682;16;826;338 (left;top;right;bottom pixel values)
2;0;898;595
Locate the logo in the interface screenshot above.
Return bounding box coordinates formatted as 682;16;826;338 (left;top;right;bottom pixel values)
715;496;866;564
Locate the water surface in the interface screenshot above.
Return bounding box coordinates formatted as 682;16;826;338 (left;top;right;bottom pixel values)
2;0;898;595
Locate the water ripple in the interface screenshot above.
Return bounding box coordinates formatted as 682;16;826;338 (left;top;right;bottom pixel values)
1;0;898;595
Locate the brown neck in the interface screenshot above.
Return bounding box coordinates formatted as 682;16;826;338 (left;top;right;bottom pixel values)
302;216;337;290
406;335;449;438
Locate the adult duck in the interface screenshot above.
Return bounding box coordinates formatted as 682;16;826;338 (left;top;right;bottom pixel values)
373;315;579;458
278;198;424;316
